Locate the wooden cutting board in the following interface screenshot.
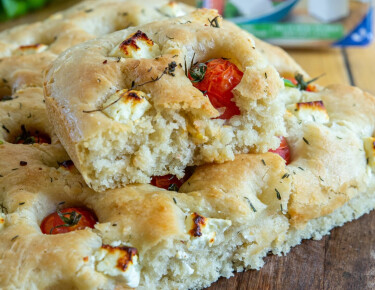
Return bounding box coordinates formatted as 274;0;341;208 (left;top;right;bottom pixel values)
1;2;375;289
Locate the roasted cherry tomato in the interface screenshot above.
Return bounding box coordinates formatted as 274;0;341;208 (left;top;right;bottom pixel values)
41;207;97;235
151;168;194;191
16;125;51;144
189;58;243;120
268;136;291;165
16;134;50;144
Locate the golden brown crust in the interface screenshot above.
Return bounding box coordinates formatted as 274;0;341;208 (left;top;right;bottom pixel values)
44;9;287;190
284;84;375;227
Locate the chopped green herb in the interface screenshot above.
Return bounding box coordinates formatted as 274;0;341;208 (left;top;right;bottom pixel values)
189;62;207;83
281;173;289;179
0;203;8;214
298;167;305;171
173;197;177;204
244;197;256;212
295;73;323;91
275;188;281;200
19;202;25;205
261;159;266;166
319;176;324;182
168;184;179;191
302;137;310;145
11;235;18;241
2;125;9;133
208;16;220;28
50;208;82;234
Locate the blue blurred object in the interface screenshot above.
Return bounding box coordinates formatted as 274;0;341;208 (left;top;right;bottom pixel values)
334;6;373;46
229;0;300;24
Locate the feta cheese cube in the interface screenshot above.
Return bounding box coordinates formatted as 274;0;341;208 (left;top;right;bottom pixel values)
364;137;375;172
158;1;186;17
287;100;329;124
14;44;48;56
110;30;160;59
94;244;140;288
185;212;231;248
103;89;151;123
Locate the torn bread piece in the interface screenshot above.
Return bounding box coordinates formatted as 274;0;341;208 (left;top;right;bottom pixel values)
44;9;286;191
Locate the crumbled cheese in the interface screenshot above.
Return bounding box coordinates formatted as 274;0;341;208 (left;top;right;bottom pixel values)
185;212;231;248
286;100;329;124
364;137;375;172
14;44;48;56
94;244;140;288
159;1;186;17
0;212;5;230
110;30;160;59
102;89;151;123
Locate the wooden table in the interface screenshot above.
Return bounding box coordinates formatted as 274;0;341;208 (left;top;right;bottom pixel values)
1;2;375;289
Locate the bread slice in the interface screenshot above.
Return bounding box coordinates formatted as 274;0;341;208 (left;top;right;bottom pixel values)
44;9;287;191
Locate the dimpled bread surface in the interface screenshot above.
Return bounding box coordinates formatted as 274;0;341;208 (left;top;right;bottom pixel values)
1;1;375;289
44;9;288;191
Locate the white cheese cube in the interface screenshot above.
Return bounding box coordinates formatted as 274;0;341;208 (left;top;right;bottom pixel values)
103;89;151;123
14;44;48;56
185;212;231;248
364;137;375;172
158;1;186;17
94;244;140;288
0;212;5;230
287;100;329;124
110;30;160;59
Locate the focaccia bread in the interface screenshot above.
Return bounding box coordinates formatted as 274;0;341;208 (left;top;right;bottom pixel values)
44;9;288;191
1;82;375;289
0;137;292;289
0;0;193;57
271;83;375;254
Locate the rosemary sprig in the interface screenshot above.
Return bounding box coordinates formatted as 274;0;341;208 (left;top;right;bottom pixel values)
208;16;220;28
49;208;82;234
189;63;207;83
83;61;178;113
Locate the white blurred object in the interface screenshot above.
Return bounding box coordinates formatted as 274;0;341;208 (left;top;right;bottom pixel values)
308;0;349;23
229;0;274;18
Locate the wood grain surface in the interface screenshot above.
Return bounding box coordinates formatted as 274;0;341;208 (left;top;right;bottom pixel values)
1;2;375;289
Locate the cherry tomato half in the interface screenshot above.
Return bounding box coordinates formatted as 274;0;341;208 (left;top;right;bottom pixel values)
189;58;243;120
151;168;194;191
41;207;97;235
268;136;291;165
16;134;51;144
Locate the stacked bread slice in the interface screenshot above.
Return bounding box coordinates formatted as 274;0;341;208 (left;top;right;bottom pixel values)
0;1;374;289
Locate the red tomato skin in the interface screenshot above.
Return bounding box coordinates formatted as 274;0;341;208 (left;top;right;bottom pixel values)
190;59;243;120
151;168;195;191
150;174;182;190
268;136;291;165
40;207;97;235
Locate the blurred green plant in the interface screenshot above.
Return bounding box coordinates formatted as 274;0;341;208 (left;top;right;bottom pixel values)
0;0;50;21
